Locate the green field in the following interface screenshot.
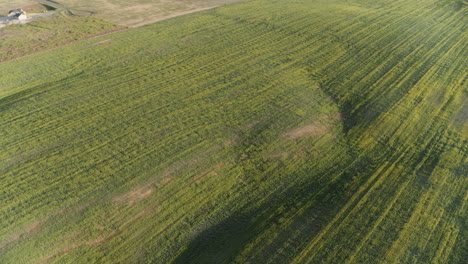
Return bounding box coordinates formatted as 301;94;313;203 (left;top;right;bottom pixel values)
0;0;466;263
0;12;121;63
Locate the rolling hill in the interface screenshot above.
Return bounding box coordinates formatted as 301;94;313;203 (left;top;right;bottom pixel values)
0;0;466;263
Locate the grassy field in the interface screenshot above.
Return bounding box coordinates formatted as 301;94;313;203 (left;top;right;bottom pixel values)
0;0;240;62
57;0;244;27
0;11;121;63
0;0;466;263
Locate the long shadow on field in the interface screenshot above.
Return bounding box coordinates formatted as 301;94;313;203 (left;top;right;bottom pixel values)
171;154;377;264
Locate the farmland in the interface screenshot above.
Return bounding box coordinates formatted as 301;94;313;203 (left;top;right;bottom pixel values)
0;12;121;62
0;0;243;62
52;0;244;27
0;0;466;263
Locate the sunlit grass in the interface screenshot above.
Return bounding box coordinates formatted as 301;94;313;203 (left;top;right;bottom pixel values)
0;0;466;263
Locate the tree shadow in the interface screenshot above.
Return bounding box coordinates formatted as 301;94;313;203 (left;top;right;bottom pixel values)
171;154;374;264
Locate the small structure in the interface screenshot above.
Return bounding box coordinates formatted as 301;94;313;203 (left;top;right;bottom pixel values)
8;9;27;20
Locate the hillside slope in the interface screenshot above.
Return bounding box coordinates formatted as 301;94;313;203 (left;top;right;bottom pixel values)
0;0;466;263
56;0;244;27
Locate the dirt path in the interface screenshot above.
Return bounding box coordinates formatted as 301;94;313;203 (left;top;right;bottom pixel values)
130;6;218;28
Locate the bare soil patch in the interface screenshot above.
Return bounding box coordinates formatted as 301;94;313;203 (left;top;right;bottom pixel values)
113;185;154;206
284;125;328;140
284;113;342;140
0;0;36;14
100;0;118;10
244;120;260;130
